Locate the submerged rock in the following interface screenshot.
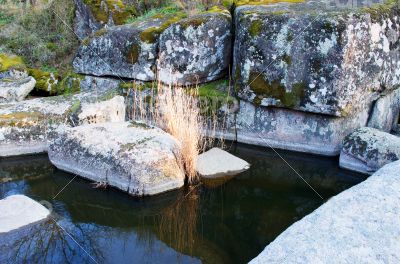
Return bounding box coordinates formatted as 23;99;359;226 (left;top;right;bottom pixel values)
0;195;50;263
158;11;232;85
0;91;125;157
48;122;185;196
233;0;400;117
197;148;250;178
0;195;50;234
339;127;400;174
73;14;184;80
250;160;400;263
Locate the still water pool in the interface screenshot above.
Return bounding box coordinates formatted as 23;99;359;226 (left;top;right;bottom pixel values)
0;143;365;264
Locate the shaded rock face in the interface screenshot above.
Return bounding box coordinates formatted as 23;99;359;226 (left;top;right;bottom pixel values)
158;12;232;85
339;127;400;174
48;122;185;196
80;75;121;92
0;91;125;157
220;99;372;156
233;1;400;117
74;0;103;40
250;160;400;264
73;17;173;80
368;89;400;132
0;75;36;103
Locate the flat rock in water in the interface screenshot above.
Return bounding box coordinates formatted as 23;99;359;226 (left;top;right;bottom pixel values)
197;148;250;178
48;122;185;196
250;160;400;264
0;195;49;234
0;90;125;157
340;127;400;174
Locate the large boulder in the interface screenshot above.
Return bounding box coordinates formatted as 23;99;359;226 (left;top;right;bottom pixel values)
48;122;185;196
233;0;400;117
73;14;184;80
339;127;400;174
250;160;400;263
0;90;125;157
157;10;232;85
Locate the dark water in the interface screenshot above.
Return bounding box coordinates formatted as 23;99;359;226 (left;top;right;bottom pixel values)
0;143;365;264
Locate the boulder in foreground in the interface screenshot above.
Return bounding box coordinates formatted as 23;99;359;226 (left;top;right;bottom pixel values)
48;122;185;196
0;91;125;157
196;148;250;178
340;127;400;174
250;160;400;264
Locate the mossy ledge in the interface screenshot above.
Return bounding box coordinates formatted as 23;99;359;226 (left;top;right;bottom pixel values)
249;72;305;107
0;54;26;72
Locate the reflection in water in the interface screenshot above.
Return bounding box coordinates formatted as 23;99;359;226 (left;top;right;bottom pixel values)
0;144;366;264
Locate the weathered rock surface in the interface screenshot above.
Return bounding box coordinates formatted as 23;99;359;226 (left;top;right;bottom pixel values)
339;127;400;174
233;0;400;117
250;160;400;264
368;89;400;132
0;76;36;103
73;15;181;80
0;91;125;157
220;99;372;156
48;122;185;196
158;11;232;85
80;75;121;92
197;148;250;178
0;195;50;234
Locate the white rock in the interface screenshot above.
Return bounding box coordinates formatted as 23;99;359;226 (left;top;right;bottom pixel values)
0;76;36;103
0;195;49;234
196;148;250;178
0;91;125;157
48;122;185;196
250;160;400;264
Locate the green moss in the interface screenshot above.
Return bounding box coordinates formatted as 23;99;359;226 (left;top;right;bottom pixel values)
126;5;182;24
58;72;83;95
28;68;60;95
362;0;399;23
95;28;108;37
249;72;305;107
139;13;187;44
179;16;208;29
249;19;262;37
0;111;45;128
119;81;154;91
126;43;140;63
0;54;26;72
69;100;81;115
235;0;305;6
82;37;91;46
83;0;138;25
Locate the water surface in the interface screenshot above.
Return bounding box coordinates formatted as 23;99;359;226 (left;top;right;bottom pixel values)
0;143;365;264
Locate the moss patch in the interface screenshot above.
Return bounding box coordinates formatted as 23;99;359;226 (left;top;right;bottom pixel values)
0;54;26;72
139;13;187;44
249;72;305;107
28;68;60;95
83;0;138;25
249;19;262;37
